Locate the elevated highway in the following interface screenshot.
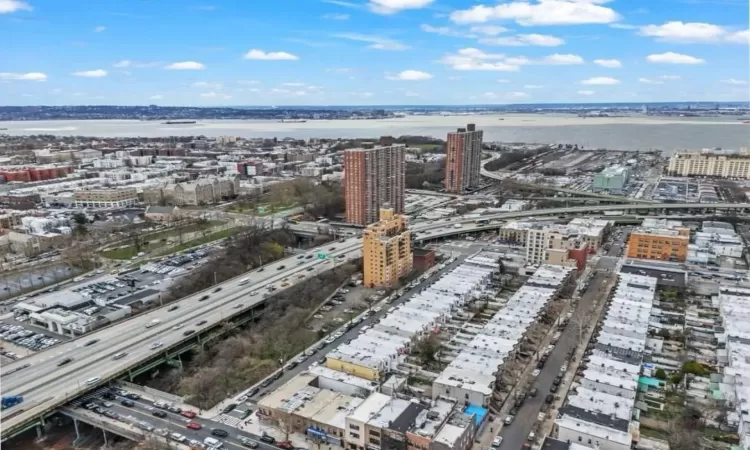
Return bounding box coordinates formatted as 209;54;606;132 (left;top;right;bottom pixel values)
2;202;749;440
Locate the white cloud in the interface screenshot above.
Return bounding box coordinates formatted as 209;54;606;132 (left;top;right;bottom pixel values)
72;69;108;78
479;33;564;47
386;70;433;81
94;26;106;32
728;29;749;44
0;0;31;13
327;67;354;74
165;61;206;70
322;0;360;7
192;81;223;89
638;77;663;85
646;52;705;64
660;75;681;80
334;33;409;50
323;13;350;20
440;48;581;71
722;78;748;85
270;88;308;96
420;24;475;38
283;82;307;87
351;91;374;98
524;84;544;89
200;91;231;99
368;0;434;15
470;25;508;36
440;48;521;71
404;91;420;97
150;95;163;100
243;49;299;60
538;54;584;65
639;21;748;44
238;80;261;85
112;60;161;68
577;90;595;95
580;76;619;85
593;59;621;68
508;91;528;98
497;79;510;83
450;0;620;26
609;23;637;30
0;72;47;81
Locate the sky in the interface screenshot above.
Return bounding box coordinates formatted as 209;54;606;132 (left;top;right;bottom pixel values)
0;0;748;106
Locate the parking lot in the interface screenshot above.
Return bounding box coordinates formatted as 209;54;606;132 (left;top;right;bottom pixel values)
138;245;214;276
0;322;61;354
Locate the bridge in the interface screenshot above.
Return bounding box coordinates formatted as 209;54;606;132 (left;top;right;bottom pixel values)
2;202;749;441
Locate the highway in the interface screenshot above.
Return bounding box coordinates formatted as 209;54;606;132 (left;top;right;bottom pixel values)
2;201;749;439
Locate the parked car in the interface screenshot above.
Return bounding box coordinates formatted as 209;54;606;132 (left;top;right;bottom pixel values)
211;428;229;438
504;415;514;425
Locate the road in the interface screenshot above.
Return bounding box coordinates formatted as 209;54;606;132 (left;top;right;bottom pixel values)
494;234;626;449
0;237;363;437
2;203;747;438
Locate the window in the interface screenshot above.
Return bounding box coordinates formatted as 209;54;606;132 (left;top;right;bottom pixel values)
369;430;380;437
369;438;381;446
350;432;360;439
350;424;361;431
578;437;582;442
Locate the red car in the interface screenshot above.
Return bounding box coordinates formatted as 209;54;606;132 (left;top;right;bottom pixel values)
186;422;202;430
181;410;197;419
277;441;293;450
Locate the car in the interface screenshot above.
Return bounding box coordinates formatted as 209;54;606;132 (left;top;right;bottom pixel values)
149;342;163;350
492;436;504;448
552;376;562;386
247;387;260;397
509;407;519;416
211;428;229;438
167;405;182;414
121;399;135;407
181;410;197;418
329;247;336;251
277;265;285;270
167;305;179;312
102;392;116;400
233;303;243;309
84;339;99;347
213;287;223;293
186;422;202;430
169;433;186;443
545;394;554;404
549;384;558;393
529;388;538;397
222;404;237;414
85;376;101;385
172;324;184;330
250;291;258;296
57;357;73;366
200;295;210;301
152;410;167;418
240;437;259;448
324;336;336;344
260;434;276;444
284;361;298;370
125;392;140;400
260;379;273;388
531;369;541;377
183;329;195;336
504;415;514;425
277;441;294;450
196;320;207;326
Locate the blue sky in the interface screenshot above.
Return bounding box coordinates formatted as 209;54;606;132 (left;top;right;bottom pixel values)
0;0;748;106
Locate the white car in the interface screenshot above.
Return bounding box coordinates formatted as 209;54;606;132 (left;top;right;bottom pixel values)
532;369;541;377
172;324;184;330
250;291;258;296
149;342;163;350
492;436;503;447
324;336;336;344
372;306;382;313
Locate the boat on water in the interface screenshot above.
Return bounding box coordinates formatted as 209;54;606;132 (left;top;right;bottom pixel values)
162;120;197;124
278;119;307;123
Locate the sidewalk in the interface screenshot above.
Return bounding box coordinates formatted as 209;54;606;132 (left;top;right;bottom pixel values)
533;266;619;447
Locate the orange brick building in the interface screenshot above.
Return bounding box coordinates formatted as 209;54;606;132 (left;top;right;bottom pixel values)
626;227;690;262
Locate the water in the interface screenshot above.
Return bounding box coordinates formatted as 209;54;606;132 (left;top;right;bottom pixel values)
2;113;748;152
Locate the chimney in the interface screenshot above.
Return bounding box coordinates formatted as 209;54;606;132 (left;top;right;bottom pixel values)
467;124;476;132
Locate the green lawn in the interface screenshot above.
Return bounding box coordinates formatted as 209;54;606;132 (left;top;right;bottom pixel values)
101;220;225;260
101;246;140;260
229;201;299;216
154;228;239;256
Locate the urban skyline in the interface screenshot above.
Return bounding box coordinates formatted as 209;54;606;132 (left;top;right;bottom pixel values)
0;0;747;106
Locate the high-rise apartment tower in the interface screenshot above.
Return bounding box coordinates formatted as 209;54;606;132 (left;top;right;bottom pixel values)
444;124;484;193
344;143;406;226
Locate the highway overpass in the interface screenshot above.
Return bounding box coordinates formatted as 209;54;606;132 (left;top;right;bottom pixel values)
2;201;749;441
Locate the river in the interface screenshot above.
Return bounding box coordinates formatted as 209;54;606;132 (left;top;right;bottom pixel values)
2;113;748;152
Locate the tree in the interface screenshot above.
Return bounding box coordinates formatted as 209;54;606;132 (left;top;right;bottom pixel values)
413;333;441;366
71;212;88;237
655;368;667;380
682;360;707;376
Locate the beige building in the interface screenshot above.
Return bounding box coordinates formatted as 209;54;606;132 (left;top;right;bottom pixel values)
667;148;750;179
144;205;181;222
0;231;60;256
74;188;138;208
0;210;24;230
363;208;413;288
144;175;239;206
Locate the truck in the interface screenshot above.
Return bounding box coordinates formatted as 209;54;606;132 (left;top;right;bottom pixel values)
2;395;23;409
453;223;463;229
